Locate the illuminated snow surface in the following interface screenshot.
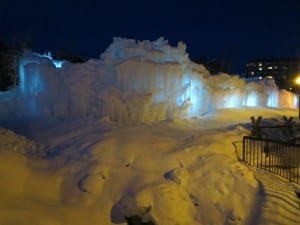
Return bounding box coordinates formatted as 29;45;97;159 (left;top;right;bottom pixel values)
0;38;300;225
1;108;300;225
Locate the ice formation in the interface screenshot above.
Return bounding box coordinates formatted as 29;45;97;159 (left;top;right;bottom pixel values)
0;38;298;122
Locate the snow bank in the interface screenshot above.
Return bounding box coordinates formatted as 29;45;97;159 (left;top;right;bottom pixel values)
0;127;41;156
0;108;298;225
0;38;298;122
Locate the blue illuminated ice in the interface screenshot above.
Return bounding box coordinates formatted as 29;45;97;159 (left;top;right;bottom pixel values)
244;92;259;107
18;50;65;95
39;52;64;68
0;38;298;122
267;91;279;107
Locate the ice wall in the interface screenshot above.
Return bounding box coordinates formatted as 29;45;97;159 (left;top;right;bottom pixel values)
115;60;210;119
0;38;298;123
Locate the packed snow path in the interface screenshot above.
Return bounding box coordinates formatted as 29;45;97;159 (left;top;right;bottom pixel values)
253;169;300;225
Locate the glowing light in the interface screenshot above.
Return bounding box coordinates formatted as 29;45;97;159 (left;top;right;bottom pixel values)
181;74;205;117
295;75;300;119
294;95;299;108
245;92;258;107
295;76;300;85
227;95;238;108
53;60;64;68
221;93;242;108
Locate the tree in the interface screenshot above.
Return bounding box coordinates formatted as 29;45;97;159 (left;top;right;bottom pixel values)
54;49;87;63
0;39;20;91
194;57;232;74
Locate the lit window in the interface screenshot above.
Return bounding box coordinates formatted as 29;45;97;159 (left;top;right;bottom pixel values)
267;66;272;69
258;63;262;66
266;76;273;79
250;71;255;75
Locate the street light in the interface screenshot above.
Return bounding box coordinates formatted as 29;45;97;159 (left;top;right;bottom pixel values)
295;76;300;119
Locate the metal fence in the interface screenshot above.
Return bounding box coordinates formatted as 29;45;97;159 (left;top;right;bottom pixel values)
243;136;300;184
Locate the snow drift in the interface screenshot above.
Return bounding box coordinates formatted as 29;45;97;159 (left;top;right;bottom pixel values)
0;38;298;122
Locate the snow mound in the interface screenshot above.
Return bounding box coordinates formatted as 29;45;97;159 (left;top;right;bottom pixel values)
0;127;42;156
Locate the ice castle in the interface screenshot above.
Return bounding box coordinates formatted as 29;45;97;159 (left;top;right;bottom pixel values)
0;38;298;122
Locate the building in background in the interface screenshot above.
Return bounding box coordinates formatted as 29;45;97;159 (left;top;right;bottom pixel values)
245;58;300;91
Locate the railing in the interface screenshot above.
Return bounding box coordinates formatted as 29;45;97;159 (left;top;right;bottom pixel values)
243;136;300;184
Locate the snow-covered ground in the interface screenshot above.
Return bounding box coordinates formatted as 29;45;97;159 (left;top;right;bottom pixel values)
0;37;299;224
1;107;300;225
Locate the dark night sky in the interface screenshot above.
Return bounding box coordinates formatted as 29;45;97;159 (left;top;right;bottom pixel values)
1;0;300;74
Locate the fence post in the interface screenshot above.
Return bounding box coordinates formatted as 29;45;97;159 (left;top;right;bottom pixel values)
243;137;245;162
